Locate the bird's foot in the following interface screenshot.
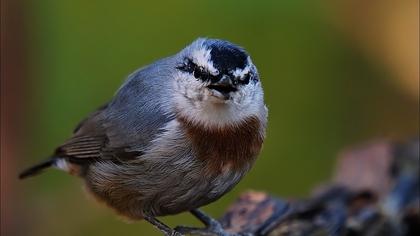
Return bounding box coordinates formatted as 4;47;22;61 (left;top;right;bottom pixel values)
168;230;184;236
174;225;235;236
143;213;183;236
174;209;241;236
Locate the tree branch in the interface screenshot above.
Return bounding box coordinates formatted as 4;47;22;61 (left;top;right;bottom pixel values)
218;138;419;236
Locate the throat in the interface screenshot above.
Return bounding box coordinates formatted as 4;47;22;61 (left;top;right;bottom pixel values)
181;101;247;127
178;115;264;175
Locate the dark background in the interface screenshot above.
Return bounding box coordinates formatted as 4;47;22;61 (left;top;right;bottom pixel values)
2;0;418;235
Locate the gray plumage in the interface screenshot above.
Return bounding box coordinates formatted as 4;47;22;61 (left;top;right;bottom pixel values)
20;38;267;234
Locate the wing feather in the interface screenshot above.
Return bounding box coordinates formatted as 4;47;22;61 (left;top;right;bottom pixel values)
53;65;174;165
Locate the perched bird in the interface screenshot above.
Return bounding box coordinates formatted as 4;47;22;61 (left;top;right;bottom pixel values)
20;38;267;235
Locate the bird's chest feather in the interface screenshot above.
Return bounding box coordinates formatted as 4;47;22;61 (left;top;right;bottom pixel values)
178;115;264;175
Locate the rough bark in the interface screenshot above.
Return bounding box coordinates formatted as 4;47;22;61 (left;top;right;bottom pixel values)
218;138;419;236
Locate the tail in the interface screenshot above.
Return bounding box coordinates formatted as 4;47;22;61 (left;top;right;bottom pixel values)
19;158;56;179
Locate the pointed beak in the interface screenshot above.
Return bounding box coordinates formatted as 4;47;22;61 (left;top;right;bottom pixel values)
214;75;234;87
207;75;238;99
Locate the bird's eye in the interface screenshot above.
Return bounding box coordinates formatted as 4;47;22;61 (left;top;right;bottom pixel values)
239;73;251;85
176;58;196;74
193;66;205;79
177;58;219;82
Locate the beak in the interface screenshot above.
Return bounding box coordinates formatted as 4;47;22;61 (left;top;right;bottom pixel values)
214;75;234;87
207;75;238;99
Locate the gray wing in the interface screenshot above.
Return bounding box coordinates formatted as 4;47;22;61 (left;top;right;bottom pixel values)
55;61;175;164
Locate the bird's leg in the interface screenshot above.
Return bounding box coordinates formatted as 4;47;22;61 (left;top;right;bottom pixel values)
143;213;182;236
175;209;241;236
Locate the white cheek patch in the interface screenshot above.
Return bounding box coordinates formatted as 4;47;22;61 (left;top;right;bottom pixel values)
174;71;207;99
191;48;219;75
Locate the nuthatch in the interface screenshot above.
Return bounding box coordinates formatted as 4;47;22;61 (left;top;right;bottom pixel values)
20;38;267;235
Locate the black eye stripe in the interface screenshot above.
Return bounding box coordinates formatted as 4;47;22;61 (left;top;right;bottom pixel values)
240;73;251;84
177;58;219;82
176;57;256;85
176;58;195;74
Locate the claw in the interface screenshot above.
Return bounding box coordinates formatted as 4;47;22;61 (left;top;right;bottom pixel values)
175;226;218;236
169;231;184;236
174;209;243;236
174;225;236;236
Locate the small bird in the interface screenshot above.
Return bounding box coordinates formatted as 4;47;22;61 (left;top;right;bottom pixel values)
20;38;267;235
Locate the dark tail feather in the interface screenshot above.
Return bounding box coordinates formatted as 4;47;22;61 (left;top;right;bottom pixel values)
19;158;56;179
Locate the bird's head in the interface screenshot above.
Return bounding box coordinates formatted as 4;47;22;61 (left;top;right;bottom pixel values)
173;38;266;127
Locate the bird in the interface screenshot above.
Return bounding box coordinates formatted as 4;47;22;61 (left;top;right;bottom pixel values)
19;38;268;236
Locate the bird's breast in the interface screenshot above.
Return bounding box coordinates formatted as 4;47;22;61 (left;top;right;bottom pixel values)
178;115;265;175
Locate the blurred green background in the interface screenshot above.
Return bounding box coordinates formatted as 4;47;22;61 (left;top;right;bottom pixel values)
2;0;418;235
